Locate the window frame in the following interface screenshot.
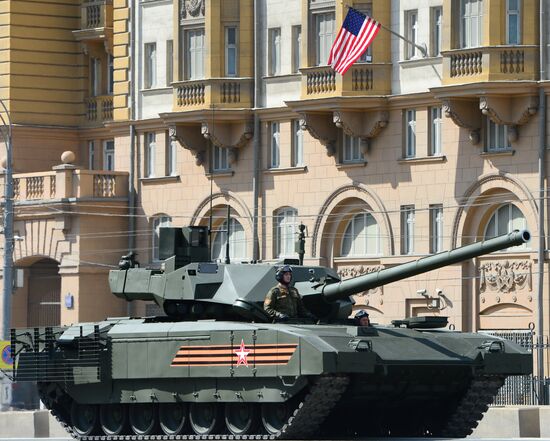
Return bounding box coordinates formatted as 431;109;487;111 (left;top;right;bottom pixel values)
460;0;483;49
342;133;363;163
103;139;115;171
405;10;418;59
166;132;177;176
212;217;247;261
145;132;156;178
506;0;521;45
90;57;101;96
405;109;417;158
185;28;205;80
274;208;298;258
144;42;157;89
485;117;511;152
152;215;172;262
107;54;114;94
431;7;442;56
315;11;335;66
225;26;238;77
88;140;95;170
429;106;443;156
430;204;444;253
268;27;281;76
401;205;415;255
270;121;280;168
341;212;381;257
213;145;229;172
292;119;304;167
291;25;302;74
484;203;528;251
166;39;173;86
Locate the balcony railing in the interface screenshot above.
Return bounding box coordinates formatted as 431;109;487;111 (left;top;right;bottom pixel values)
84;95;113;125
73;0;113;41
301;63;392;98
173;78;253;111
443;45;538;84
10;170;128;202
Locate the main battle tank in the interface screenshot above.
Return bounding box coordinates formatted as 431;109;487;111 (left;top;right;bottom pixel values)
9;227;532;439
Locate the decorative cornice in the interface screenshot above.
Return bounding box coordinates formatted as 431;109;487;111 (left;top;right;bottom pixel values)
299;113;337;157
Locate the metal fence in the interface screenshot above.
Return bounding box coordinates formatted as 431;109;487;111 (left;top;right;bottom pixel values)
482;330;550;405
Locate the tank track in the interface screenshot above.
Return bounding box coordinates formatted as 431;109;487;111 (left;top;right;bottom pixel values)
47;374;350;441
439;374;505;438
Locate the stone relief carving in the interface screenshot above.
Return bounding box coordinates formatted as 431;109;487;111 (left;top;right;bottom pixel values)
337;265;383;296
181;0;205;20
479;260;532;294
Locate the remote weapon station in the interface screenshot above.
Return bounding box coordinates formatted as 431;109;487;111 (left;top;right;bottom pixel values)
10;227;532;439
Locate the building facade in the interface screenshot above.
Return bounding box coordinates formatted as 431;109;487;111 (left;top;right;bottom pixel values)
0;0;549;357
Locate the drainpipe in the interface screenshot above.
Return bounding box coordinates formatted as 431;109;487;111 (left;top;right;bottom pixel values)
537;0;546;403
252;0;261;261
127;0;137;316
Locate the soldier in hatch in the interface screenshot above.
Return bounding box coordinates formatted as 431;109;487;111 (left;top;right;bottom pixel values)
264;265;313;321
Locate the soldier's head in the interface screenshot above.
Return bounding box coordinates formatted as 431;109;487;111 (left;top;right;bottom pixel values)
276;265;293;285
354;310;370;327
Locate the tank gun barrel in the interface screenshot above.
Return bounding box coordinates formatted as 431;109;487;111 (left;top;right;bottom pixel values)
322;229;531;302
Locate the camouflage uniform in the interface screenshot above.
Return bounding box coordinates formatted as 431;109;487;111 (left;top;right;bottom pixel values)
264;283;309;320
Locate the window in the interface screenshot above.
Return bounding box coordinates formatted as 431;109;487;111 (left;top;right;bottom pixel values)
485;117;511;152
275;208;298;257
144;43;157;89
405;10;418;59
292;120;304;166
269;28;281;75
485;204;528;250
90;57;101;96
152;215;172;261
405;109;416;158
270;122;280;168
357;4;373;62
186;29;205;80
507;0;521;45
213;145;229;171
166;133;177;176
341;212;381;256
430;107;443;156
212;218;247;261
460;0;483;48
145;132;156;177
225;27;238;77
431;7;442;56
166;40;173;86
103;140;115;171
342;133;362;163
315;12;335;66
88;141;95;170
292;25;302;73
401;205;415;255
430;205;444;253
107;55;114;94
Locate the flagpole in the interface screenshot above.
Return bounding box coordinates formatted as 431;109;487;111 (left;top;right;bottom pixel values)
344;5;428;57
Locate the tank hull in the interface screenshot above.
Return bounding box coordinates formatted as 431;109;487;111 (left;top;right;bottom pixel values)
12;319;531;438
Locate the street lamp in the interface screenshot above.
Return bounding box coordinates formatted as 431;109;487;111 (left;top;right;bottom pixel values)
0;99;13;342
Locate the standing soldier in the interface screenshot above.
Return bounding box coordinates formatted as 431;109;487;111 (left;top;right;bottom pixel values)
264;265;313;321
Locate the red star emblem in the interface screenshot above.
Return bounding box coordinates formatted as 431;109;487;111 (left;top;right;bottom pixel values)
234;339;250;367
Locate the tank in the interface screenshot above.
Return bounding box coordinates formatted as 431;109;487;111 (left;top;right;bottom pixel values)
9;228;532;439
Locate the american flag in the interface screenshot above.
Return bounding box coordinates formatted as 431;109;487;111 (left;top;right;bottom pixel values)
328;8;381;75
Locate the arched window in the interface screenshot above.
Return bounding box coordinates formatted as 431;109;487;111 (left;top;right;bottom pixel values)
341;212;381;256
212;217;247;261
274;208;298;257
484;204;528;250
152;215;172;261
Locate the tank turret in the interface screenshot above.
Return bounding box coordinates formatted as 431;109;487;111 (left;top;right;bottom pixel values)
109;228;530;322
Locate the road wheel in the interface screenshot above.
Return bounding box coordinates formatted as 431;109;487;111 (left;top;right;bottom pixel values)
70;402;98;436
261;402;291;435
159;403;188;435
189;402;223;435
129;403;159;435
225;403;259;435
99;403;129;436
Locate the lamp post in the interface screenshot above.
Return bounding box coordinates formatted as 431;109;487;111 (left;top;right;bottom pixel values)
0;99;13;342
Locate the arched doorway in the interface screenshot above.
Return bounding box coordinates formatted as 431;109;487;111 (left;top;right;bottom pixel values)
27;258;61;327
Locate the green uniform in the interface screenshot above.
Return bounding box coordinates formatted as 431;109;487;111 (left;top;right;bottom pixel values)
264;283;309;320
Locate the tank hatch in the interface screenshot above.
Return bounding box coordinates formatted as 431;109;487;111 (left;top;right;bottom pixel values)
391;316;449;329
